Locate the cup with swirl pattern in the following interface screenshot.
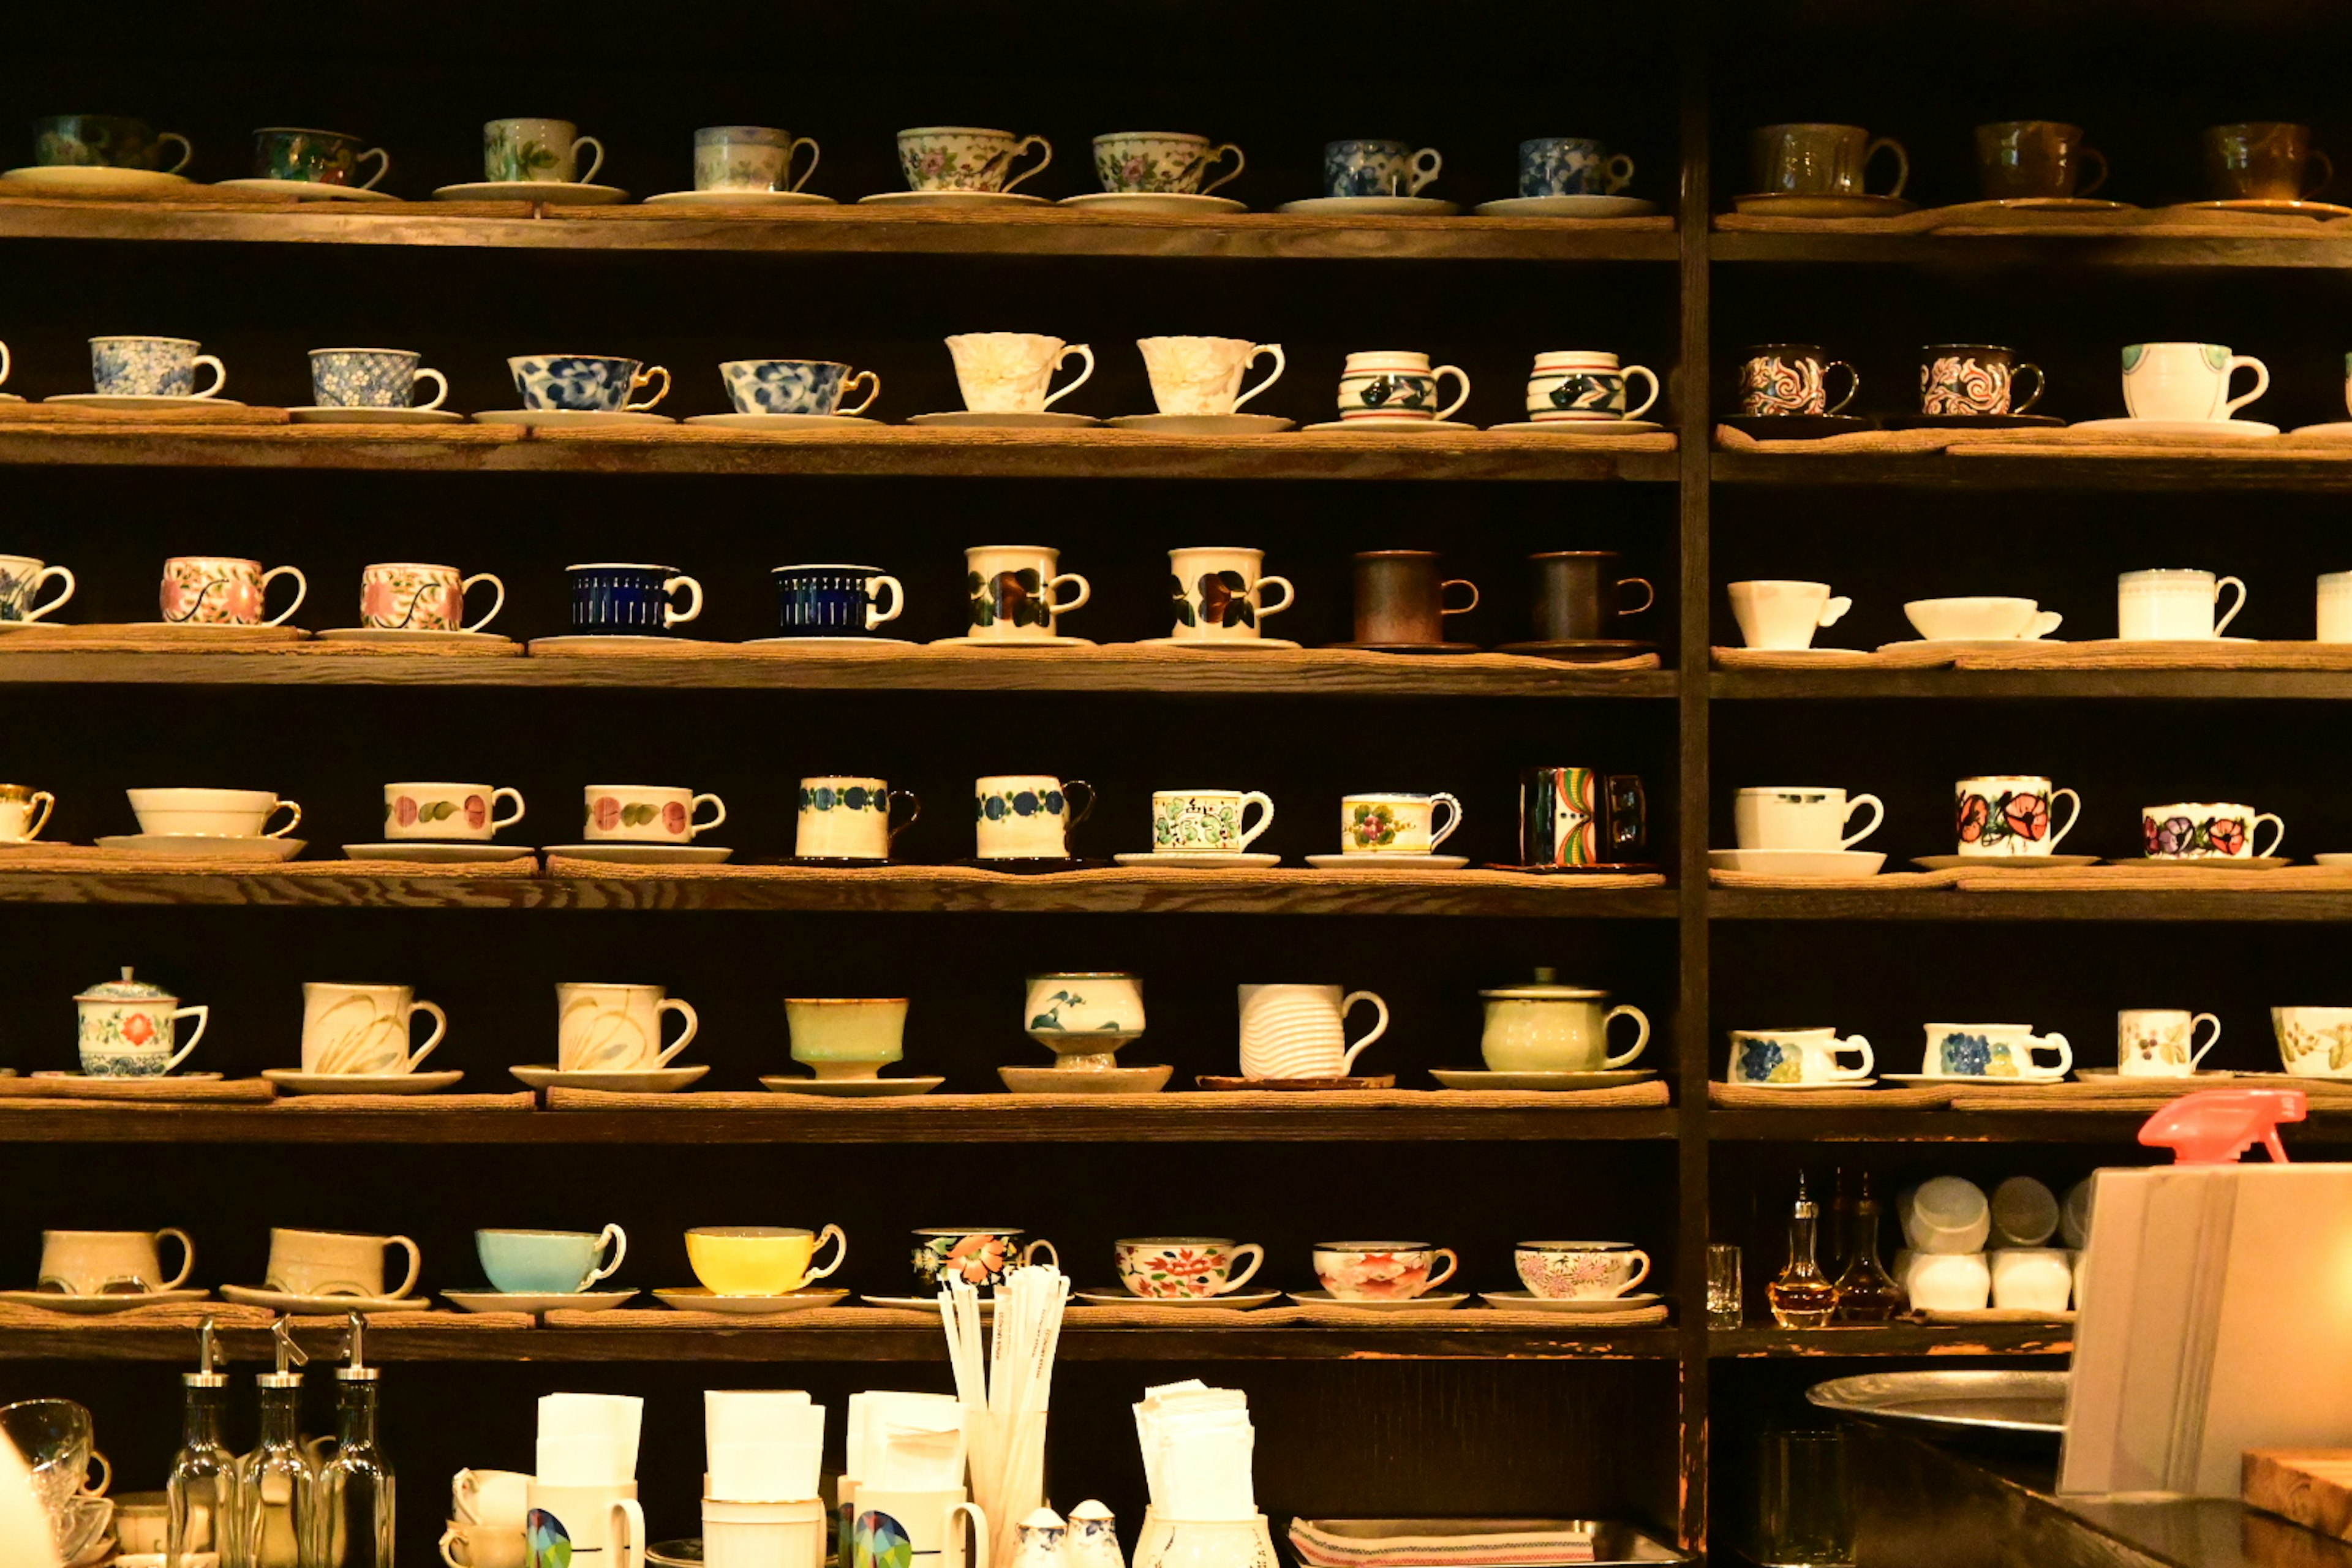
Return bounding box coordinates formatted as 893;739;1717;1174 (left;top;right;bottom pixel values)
1738;344;1857;417
1919;344;2044;417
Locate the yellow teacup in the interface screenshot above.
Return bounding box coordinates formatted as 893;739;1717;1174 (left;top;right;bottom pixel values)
685;1224;848;1296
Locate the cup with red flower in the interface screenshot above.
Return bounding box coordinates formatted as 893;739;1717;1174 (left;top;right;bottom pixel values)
2141;801;2285;861
582;785;726;843
1954;775;2080;858
385;782;526;842
1312;1240;1459;1302
910;1227;1057;1291
1114;1237;1265;1299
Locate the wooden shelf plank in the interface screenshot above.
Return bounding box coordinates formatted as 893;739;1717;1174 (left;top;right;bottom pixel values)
1712;451;2352;491
1708;1324;2071;1357
1710;888;2352;921
1709;1109;2352;1142
1714;669;2352;700
1711;230;2352;270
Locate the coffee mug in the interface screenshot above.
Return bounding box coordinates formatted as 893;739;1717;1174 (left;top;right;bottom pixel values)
1905;596;2062;641
2119;1009;2220;1077
1094;133;1243;195
850;1492;984;1568
584;785;725;843
1727;1028;1874;1086
93;336;225;398
1520;766;1647;867
1479;981;1648;1072
0;783;55;843
1728;581;1851;650
524;1482;636;1568
1168;547;1292;640
2321;570;2352;642
312;349;449;411
2117;568;2245;639
1526;351;1658;421
2204;121;2332;201
1954;776;2080;857
2274;1006;2352;1078
774;565;903;635
385;783;524;842
1975;120;2108;200
2121;342;2266;422
722;360;880;418
78;968;209;1076
911;1228;1057;1291
1351;550;1477;644
797;778;919;861
1514;1240;1649;1300
897;127;1051;192
695;126;819;193
568;564;703;633
1114;1238;1265;1299
443;1518;529;1568
1749;123;1908;197
787;997;908;1080
1734;786;1883;851
362;563;502;632
1324;138;1441;197
945;333;1093;413
1531;550;1655;641
0;555;74;624
264;1226;421;1298
1337;350;1469;423
455;1469;534;1528
477;1226;627;1295
1340;792;1459;854
127;787;301;839
1740;345;1856;417
1923;1023;2071;1080
974;775;1094;859
1137;337;1283;416
1920;345;2044;416
556;982;699;1071
160;557;305;626
37;1229;195;1295
2143;802;2283;861
301;981;448;1075
483;118;603;184
1237;982;1387;1079
1313;1241;1459;1301
1153;789;1273;854
35;115;192;172
510;355;669;413
254;126;386;187
1518;137;1631;197
687;1225;847;1295
966;545;1088;638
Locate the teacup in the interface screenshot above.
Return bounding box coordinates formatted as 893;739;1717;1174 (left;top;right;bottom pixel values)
254;127;386;187
1740;345;1855;417
2118;568;2245;639
442;1517;529;1568
1152;789;1273;854
1518;137;1632;198
1903;596;2061;642
1114;1238;1265;1300
1520;766;1647;868
477;1226;626;1295
1337;350;1469;423
2321;570;2352;642
1727;1028;1873;1085
974;775;1094;859
2274;1006;2352;1078
1526;351;1659;421
568;563;704;635
1340;792;1460;854
556;982;699;1071
510;355;669;413
774;564;903;635
1989;1248;2073;1313
911;1227;1057;1291
946;333;1093;413
967;545;1088;639
483;118;603;184
77;968;208;1076
0;783;55;843
687;1225;847;1295
94;336;225;399
453;1469;535;1528
897;127;1052;192
1728;581;1850;650
301;982;447;1075
695;126;819;193
114;1499;168;1555
160;557;305;626
2204;122;2332;202
1025;973;1144;1049
1137;337;1283;417
1480;979;1648;1072
584;785;725;843
127;787;301;839
263;1226;421;1298
1514;1240;1650;1300
1531;550;1655;641
37;1229;195;1295
1093;133;1243;195
1922;1023;2071;1080
311;349;448;411
2120;343;2267;423
1976;121;2107;200
361;563;502;632
1733;787;1882;851
0;554;76;624
1920;345;2045;416
786;997;908;1079
385;783;525;842
1168;546;1293;640
796;777;919;861
1322;138;1440;198
722;360;880;417
1236;982;1387;1079
2119;1009;2220;1077
35;115;192;172
1954;776;2080;857
1312;1241;1459;1301
1749;124;1908;197
2143;801;2283;861
1351;550;1478;644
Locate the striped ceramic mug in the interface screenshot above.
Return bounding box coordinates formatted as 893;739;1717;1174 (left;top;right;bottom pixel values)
1236;983;1388;1079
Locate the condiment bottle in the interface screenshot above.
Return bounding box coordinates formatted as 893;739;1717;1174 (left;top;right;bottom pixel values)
1831;1172;1905;1322
1766;1173;1838;1328
233;1318;318;1568
169;1318;236;1568
315;1313;394;1567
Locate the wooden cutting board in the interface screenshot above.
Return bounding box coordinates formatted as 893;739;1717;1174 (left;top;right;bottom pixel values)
2245;1449;2352;1540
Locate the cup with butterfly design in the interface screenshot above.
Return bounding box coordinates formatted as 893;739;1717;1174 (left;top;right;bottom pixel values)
1920;345;2045;417
1740;344;1857;417
1954;775;2079;858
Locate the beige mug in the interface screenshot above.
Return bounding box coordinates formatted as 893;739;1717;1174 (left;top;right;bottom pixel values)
263;1226;420;1298
301;982;448;1075
38;1229;194;1294
556;982;699;1071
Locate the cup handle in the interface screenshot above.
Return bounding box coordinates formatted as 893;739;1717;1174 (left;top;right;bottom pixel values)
1599;1004;1651;1068
2046;787;2082;850
1061;780;1096;850
1819;595;1853;628
1618;1250;1653;1293
1831;1033;1875;1080
355;146;390;189
2027;609;2064;638
1217;1242;1265;1292
1619;364;1660;419
2214;574;2248;635
886;788;922;848
1019;1238;1059;1270
0;339;10;388
1197;142;1245;196
2253;812;2286;859
1236;791;1275;850
1253;574;1295;618
2027;1031;2073;1079
1042;342;1095;408
2190;1012;2223;1068
190;353;227;399
383;1234;422;1297
1430;363;1471;422
262;799;303;839
865;573;903;628
153;1226;195;1290
655;997;700;1065
2308;150;2335;200
1045;572;1091;615
1000;134;1053;192
2010;363;2046;414
1234;343;1284;410
571;135;605;186
788;136;821;192
1427;791;1463;849
157;132;194;175
806;1221;849;1281
948;1502;991;1568
404;1000;448;1069
840;370;881;417
691;792;727;833
409;366;450;410
1440;579;1480;616
446;572;503;633
1822;361;1860;415
1338;989;1390;1072
2077;146;2110;198
608;1498;643;1568
20;790;52;840
260;565;307;626
662;573;704;627
162;1004;209;1071
1840;792;1884;848
1408;146;1443;195
440;1526;471;1568
81;1450;109;1498
625;364;672;411
476;787;524;835
24;565;74;622
1605;153;1635;194
585;1223;628;1287
1865;137;1909;197
1423;1247;1460;1289
1615;577;1657;617
2225;356;2269;417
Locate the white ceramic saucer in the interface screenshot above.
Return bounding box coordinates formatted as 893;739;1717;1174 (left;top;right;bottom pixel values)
46;394;251;409
1072;1289;1283;1309
1059;192;1245;214
858;190;1049;207
1300;418;1476;432
96;835;304;861
1113;851;1281;869
1708;848;1886;878
314;628;515;646
927;635;1096;647
262;1069;467;1095
1430;1068;1656;1091
211;177;396;202
471;409;676;429
742;636;919;646
654;1286;850;1314
219;1285;429;1314
2314;853;2352;866
907;411;1100;429
998;1063;1174;1095
1278;196;1458;216
1882;1073;2068;1087
758;1074;944;1098
288;406;466;424
541;843;733;865
1732;192;1913;218
1478;1291;1659;1313
1286;1289;1468;1311
432;181;627;204
1718;1077;1880;1092
2064;417;2280;438
0;166;192;197
1303;853;1469;871
2176;197;2352;219
862;1294;995;1314
510;1065;711;1093
683;412;880;431
2290;423;2352;441
31;1071;222;1085
342;842;534;865
1875;638;2064;654
0;1287;212;1313
1485;420;1664;435
1982;197;2135;211
1912;854;2101;872
643;189;837;206
2078;1067;2238;1080
1474;195;1659;219
443;1289;639;1313
2126;856;2293;871
1125;636;1303;650
1104;413;1294;435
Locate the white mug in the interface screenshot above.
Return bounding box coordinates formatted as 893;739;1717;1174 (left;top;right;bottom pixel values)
1725;1028;1874;1085
1237;982;1388;1079
385;783;526;843
38;1228;195;1294
944;333;1093;413
1727;581;1850;650
1167;546;1292;641
521;1480;636;1567
2142;801;2283;860
1921;1022;2071;1080
974;775;1093;859
848;1491;984;1568
1336;350;1469;423
2120;341;2267;422
582;785;725;843
2274;1006;2352;1077
2117;1008;2220;1077
2320;571;2352;642
441;1520;529;1568
1137;337;1283;416
1151;788;1273;854
301;982;448;1075
454;1469;535;1528
556;982;699;1071
0;554;75;624
1989;1248;2073;1313
1733;786;1883;851
1954;775;2079;858
2117;568;2245;639
263;1226;421;1298
965;545;1089;641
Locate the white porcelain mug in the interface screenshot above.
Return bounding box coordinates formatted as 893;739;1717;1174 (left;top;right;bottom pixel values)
386;783;526;842
556;983;698;1071
1922;1023;2071;1080
521;1480;636;1568
263;1226;421;1298
37;1229;194;1294
2117;568;2245;639
1725;1028;1873;1085
582;785;725;843
2118;1008;2220;1077
1954;775;2079;857
127;786;300;839
1137;337;1283;417
2120;341;2267;422
944;333;1093;413
2274;1006;2352;1077
847;1493;981;1568
2141;801;2282;860
2320;571;2352;642
1728;581;1850;650
0;783;55;843
301;982;447;1075
1733;786;1883;851
1237;982;1387;1079
1167;546;1292;641
1339;792;1460;854
0;554;75;624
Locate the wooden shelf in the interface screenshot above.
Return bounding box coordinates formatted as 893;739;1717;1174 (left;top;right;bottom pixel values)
1711;230;2352;270
1708;1324;2071;1357
1711;888;2352;921
1711;452;2352;491
1713;668;2352;700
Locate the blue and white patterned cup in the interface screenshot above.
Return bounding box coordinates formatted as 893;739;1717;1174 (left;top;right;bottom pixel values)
311;348;449;410
91;336;225;399
1518;137;1634;198
567;564;704;635
509;355;670;413
1337;350;1469;423
720;359;880;417
1322;138;1441;198
36;115;191;172
694;125;820;193
1923;1023;2071;1080
1526;352;1659;421
773;564;904;635
897;127;1052;193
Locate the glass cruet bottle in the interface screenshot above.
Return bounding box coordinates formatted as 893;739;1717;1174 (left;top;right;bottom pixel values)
169;1318;236;1568
1766;1172;1839;1328
1831;1172;1906;1322
234;1317;317;1568
315;1314;394;1568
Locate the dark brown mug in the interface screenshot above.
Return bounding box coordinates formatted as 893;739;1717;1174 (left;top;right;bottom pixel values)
1530;551;1656;641
1351;551;1479;644
1919;345;2045;416
1975;121;2108;200
2204;122;2332;201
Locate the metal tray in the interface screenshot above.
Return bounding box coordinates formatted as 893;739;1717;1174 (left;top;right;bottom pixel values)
1806;1370;2069;1436
1289;1519;1692;1566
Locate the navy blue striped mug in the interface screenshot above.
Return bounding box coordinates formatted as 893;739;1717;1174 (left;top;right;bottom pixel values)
773;564;904;636
568;563;703;635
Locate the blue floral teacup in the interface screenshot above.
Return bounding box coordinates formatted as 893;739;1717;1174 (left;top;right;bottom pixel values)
91;336;225;399
509;355;670;413
311;348;448;410
1322;138;1441;198
720;359;880;417
1518;137;1634;198
1922;1023;2071;1080
1726;1028;1873;1086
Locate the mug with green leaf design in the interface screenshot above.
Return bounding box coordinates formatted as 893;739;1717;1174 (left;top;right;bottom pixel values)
1168;546;1294;643
483;117;604;185
2275;1006;2352;1077
965;545;1089;641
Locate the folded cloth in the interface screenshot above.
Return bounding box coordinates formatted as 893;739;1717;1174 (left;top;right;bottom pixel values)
1289;1518;1597;1568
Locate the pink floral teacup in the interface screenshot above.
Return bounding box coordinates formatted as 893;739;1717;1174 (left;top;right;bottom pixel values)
1115;1236;1265;1299
1514;1240;1651;1300
360;563;505;634
1313;1240;1460;1301
911;1227;1057;1291
160;556;306;626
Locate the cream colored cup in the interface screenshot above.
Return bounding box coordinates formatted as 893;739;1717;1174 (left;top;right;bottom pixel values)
38;1229;194;1294
1137;337;1284;416
795;777;917;861
0;783;55;843
301;982;447;1075
385;783;524;843
582;785;725;843
1734;786;1882;851
1729;581;1850;650
965;545;1089;641
263;1226;420;1298
687;1224;848;1295
944;333;1093;413
1237;982;1388;1078
1168;546;1293;643
974;775;1094;859
556;982;699;1071
126;786;300;839
1340;792;1460;854
2117;1008;2220;1077
785;997;907;1080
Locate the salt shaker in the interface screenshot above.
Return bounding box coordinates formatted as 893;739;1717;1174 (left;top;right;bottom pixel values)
1013;1507;1068;1568
1068;1501;1123;1568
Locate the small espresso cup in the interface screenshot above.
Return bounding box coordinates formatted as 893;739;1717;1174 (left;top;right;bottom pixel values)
2204;121;2332;201
301;981;448;1075
1093;132;1243;195
160;556;305;626
1351;549;1477;644
254;126;387;187
897;127;1052;192
945;333;1093;413
385;783;526;842
1169;546;1292;640
1526;351;1658;421
1734;786;1883;851
2274;1007;2352;1078
1975;121;2107;200
1337;350;1469;423
265;1226;421;1298
722;360;880;417
510;355;669;413
2117;568;2245;639
1740;344;1856;417
1954;775;2079;858
556;982;699;1071
311;349;449;411
1152;788;1273;854
35;114;192;172
92;335;225;399
796;776;919;861
1924;1023;2071;1080
687;1224;847;1295
774;564;903;635
1312;1240;1459;1301
0;783;55;843
974;775;1094;859
2119;1009;2220;1077
2323;569;2352;642
1531;549;1655;641
1514;1240;1650;1300
1518;137;1631;198
38;1228;195;1295
568;563;703;633
2121;342;2266;423
695;125;818;193
1727;1028;1874;1086
967;545;1088;639
911;1227;1057;1291
2143;801;2283;861
1323;138;1440;197
1728;581;1850;650
1340;792;1460;854
477;1226;627;1295
583;785;725;843
1521;766;1646;867
483;118;603;184
362;563;502;633
1749;123;1908;197
1137;337;1283;417
1920;345;2044;416
1115;1238;1265;1299
0;554;75;624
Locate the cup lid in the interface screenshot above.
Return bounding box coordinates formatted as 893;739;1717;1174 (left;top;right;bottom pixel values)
77;966;174;1002
1479;965;1605;1000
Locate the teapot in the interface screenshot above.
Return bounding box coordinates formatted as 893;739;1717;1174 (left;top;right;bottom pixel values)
1478;968;1648;1073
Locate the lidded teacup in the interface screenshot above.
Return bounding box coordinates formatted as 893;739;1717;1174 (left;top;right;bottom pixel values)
1478;967;1650;1074
76;966;209;1077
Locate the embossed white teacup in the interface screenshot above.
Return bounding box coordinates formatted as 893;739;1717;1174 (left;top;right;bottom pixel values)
946;333;1093;413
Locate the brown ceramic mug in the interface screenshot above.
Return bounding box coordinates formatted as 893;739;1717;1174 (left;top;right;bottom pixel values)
1975;121;2107;200
1749;123;1908;197
1919;345;2045;416
2204;122;2332;201
1351;551;1478;645
1530;551;1655;641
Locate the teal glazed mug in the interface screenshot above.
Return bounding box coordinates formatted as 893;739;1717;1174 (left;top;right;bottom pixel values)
34;114;192;172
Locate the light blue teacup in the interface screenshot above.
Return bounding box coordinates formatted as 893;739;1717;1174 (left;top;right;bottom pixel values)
720;358;880;417
477;1224;627;1294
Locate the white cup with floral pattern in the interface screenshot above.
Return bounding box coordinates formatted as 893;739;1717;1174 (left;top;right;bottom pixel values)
1114;1237;1265;1299
2142;801;2282;861
2117;1008;2220;1077
1339;792;1460;854
385;782;525;843
582;785;725;843
361;563;504;633
159;556;306;626
1313;1240;1459;1301
1152;789;1272;854
1954;775;2080;858
1514;1240;1650;1300
898;127;1050;193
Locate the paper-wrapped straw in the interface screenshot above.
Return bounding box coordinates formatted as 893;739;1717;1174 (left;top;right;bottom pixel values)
939;1265;1069;1568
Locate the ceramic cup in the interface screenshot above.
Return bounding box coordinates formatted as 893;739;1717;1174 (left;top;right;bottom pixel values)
1340;792;1460;854
1094;133;1243;195
2320;570;2352;642
93;336;224;398
1513;1241;1650;1300
1923;1023;2072;1080
1975;121;2108;200
695;126;819;193
1749;123;1908;197
723;360;880;418
1518;137;1631;197
37;1229;195;1295
1920;345;2045;416
1904;596;2062;641
1137;337;1283;417
159;557;305;626
1351;550;1477;644
1532;550;1655;641
77;969;208;1076
1168;546;1293;641
2143;801;2283;861
361;563;502;632
522;1483;637;1567
1480;981;1649;1072
0;555;74;624
583;785;725;842
264;1226;421;1298
2204;121;2332;201
1733;786;1883;851
556;982;699;1071
34;115;191;172
0;783;55;843
510;355;669;413
1740;344;1856;417
974;775;1094;859
2117;568;2245;639
846;1493;981;1568
127;787;301;839
966;545;1088;639
1728;581;1850;650
1025;973;1145;1054
687;1225;847;1295
1954;775;2080;857
1989;1248;2073;1313
945;333;1093;413
1726;1028;1874;1085
1323;138;1441;197
1312;1241;1459;1301
910;1228;1057;1291
442;1518;529;1568
253;126;386;187
568;563;703;633
311;349;448;411
774;565;902;635
2118;1009;2221;1077
1236;982;1387;1079
897;127;1051;192
1114;1238;1265;1299
1153;789;1273;854
477;1226;626;1295
301;981;448;1075
786;997;909;1079
796;778;918;861
2120;342;2267;423
483;118;603;184
384;783;524;842
1521;767;1646;868
454;1469;534;1528
2274;1006;2352;1077
1336;350;1469;423
1526;350;1658;422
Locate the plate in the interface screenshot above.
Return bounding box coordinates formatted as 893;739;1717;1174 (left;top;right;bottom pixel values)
683;413;879;431
1198;1074;1396;1091
432;181;628;204
1493;640;1657;660
1303;853;1469;871
541;843;733;865
210;177;396;202
2289;423;2352;441
742;636;918;646
757;1074;944;1097
1877;413;2067;431
262;1069;466;1095
1430;1069;1656;1091
510;1065;711;1093
443;1289;639;1313
1481;862;1665;876
858;190;1049;207
470;409;676;429
1806;1370;2068;1438
2064;417;2280;438
1719;1077;1880;1092
1103;413;1295;435
95;835;305;861
862;1294;995;1314
1300;418;1477;432
0;1288;212;1314
1718;413;1869;440
1112;851;1281;869
314;628;514;647
1732;192;1915;218
1981;197;2136;211
926;635;1096;647
1882;1073;2068;1086
1323;642;1482;654
1286;1289;1469;1311
643;189;837;206
287;406;466;424
45;394;251;410
2127;856;2294;871
998;1064;1174;1095
906;411;1099;429
219;1285;431;1314
341;842;535;864
30;1071;223;1085
0;166;193;197
1708;848;1887;878
1060;192;1245;214
1478;1291;1660;1313
1474;195;1659;219
653;1287;850;1313
1278;196;1459;216
1125;637;1303;650
1912;854;2102;871
1483;420;1665;435
2175;197;2352;219
1072;1289;1283;1309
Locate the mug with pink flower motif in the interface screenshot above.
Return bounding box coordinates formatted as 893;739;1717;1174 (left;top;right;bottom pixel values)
361;563;505;633
1313;1240;1459;1301
1515;1240;1650;1300
910;1226;1058;1291
2143;801;2284;861
160;556;306;626
385;782;526;843
582;785;726;843
1115;1237;1265;1299
1954;775;2081;858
